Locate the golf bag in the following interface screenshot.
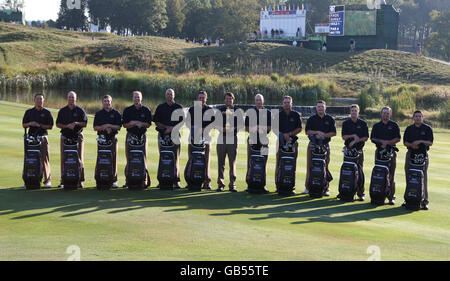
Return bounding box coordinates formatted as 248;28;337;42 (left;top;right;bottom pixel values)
338;147;364;202
369;145;397;205
246;144;268;193
95;134;115;190
22;129;43;190
62;136;81;190
276;136;298;195
125;134;150;190
157;128;178;189
403;151;426;210
184;140;206;191
308;143;329;198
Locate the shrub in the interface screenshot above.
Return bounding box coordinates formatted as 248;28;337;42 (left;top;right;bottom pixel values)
358;84;382;112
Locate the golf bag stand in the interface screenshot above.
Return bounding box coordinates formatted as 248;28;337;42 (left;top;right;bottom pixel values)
95;134;115;190
22;128;43;190
403;151;426;210
276;136;298;195
157;129;178;190
246;144;268;194
338;147;364;202
184;141;206;191
125;134;150;190
62;136;81;190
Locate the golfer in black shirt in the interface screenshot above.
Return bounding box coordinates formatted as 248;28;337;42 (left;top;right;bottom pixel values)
245;94;272;192
278;96;302;145
303;100;336;195
56;91;88;188
403;110;433;210
22;93;54;188
370;106;401;205
275;96;302;195
341;104;369;200
186;91;215;190
122;91;152;187
93;95;122;188
153;89;184;188
215;92;245;192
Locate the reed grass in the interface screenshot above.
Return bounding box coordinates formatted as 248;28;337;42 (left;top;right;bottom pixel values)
0;63;338;104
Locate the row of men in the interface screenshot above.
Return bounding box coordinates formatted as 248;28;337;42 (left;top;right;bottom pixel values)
22;90;434;208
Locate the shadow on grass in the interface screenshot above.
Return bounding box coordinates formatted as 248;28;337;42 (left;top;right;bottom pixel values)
0;187;410;224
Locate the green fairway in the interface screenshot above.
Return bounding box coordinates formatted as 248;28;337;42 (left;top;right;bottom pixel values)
0;100;449;260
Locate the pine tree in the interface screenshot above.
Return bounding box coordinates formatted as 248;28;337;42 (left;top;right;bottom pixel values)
56;0;88;30
165;0;186;36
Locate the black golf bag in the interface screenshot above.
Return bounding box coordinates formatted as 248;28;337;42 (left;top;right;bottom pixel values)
22;129;43;190
403;151;426;210
157;128;178;189
276;136;298;195
125;134;150;190
184;141;206;191
62;136;81;190
338;147;364;202
246;144;268;193
95;134;115;190
369;145;397;205
308;143;329;198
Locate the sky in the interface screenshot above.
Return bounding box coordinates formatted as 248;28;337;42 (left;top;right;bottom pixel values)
23;0;60;21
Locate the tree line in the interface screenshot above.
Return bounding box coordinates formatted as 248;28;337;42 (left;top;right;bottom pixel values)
39;0;448;60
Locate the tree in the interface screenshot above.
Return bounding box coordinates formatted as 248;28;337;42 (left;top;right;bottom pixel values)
108;0;167;36
88;0;115;30
182;0;203;38
165;0;186;36
425;10;450;61
1;0;24;11
56;0;88;30
46;19;58;28
209;0;260;42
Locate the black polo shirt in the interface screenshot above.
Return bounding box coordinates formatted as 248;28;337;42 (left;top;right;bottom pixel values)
122;104;152;136
93;108;122;137
188;104;215;129
246;107;272;145
245;107;272;131
153;102;184;127
278;109;302;134
56;105;88;138
404;123;433;151
342;118;369;149
217;105;244;137
22;107;54;136
370;120;401;141
305;114;335;144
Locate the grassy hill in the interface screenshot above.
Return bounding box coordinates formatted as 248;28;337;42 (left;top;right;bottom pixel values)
0;101;449;260
1;23;449;93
